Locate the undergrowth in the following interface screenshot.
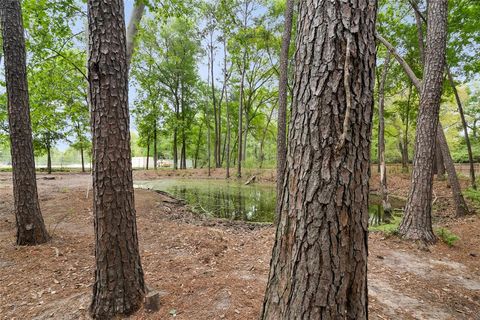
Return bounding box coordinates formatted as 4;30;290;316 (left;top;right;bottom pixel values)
465;188;480;204
435;228;460;247
369;213;402;236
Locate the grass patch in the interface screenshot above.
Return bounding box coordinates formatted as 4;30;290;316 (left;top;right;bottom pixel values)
435;227;460;247
465;187;480;204
369;214;402;236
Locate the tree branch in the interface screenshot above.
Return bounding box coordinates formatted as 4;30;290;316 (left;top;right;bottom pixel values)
375;32;422;92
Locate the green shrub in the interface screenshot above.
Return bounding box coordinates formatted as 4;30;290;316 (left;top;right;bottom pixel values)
369;215;402;237
435;228;460;247
465;188;480;204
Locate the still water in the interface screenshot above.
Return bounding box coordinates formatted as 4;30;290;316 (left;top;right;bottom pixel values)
135;179;404;224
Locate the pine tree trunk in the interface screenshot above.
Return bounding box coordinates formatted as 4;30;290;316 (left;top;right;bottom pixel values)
378;54;392;219
276;0;293;210
399;0;448;244
261;0;376;317
435;140;446;179
1;0;49;245
87;0;145;317
437;123;469;216
447;66;476;189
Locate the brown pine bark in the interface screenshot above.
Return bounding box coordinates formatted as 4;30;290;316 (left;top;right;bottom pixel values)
261;0;376;317
398;0;448;244
437;123;469;216
276;0;294;215
435;139;446;179
1;0;50;246
447;66;476;189
87;0;145;317
378;54;392;219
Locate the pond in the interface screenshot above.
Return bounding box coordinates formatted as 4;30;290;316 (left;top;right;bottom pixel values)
135;179;404;224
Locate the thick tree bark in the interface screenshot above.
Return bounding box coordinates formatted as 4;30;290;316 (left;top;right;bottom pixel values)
126;1;145;68
261;0;376;318
436;123;469;216
276;0;294;214
435;139;446;179
447;66;476;189
1;0;49;245
398;0;448;244
87;0;145;317
378;54;392;219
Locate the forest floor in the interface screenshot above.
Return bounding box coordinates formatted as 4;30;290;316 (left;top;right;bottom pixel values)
0;169;479;319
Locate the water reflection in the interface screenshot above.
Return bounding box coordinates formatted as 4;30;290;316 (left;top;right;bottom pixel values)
135;179;405;224
136;179;276;223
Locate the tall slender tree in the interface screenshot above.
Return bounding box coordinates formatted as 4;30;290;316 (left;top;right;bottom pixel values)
398;0;449;243
1;0;50;245
378;53;392;218
261;0;377;317
87;0;145;317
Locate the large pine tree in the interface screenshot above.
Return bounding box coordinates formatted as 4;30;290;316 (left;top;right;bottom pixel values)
399;0;449;243
87;0;145;317
1;0;49;245
261;0;377;318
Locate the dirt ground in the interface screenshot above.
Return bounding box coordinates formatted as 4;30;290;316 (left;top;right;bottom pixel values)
0;170;479;319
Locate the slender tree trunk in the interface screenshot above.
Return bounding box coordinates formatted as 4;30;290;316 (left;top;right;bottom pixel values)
126;1;145;68
194;123;203;169
437;123;469;216
237;54;246;178
447;66;476;189
259;105;275;169
261;0;376;317
1;0;49;245
47;144;52;174
173;110;178;170
80;144;85;172
209;34;220;168
399;0;448;244
207;117;211;176
146;138;150;170
154;124;158;170
402;82;413;172
243;120;248;162
87;0;145;317
181;130;186;169
226;85;231;179
378;54;392;219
